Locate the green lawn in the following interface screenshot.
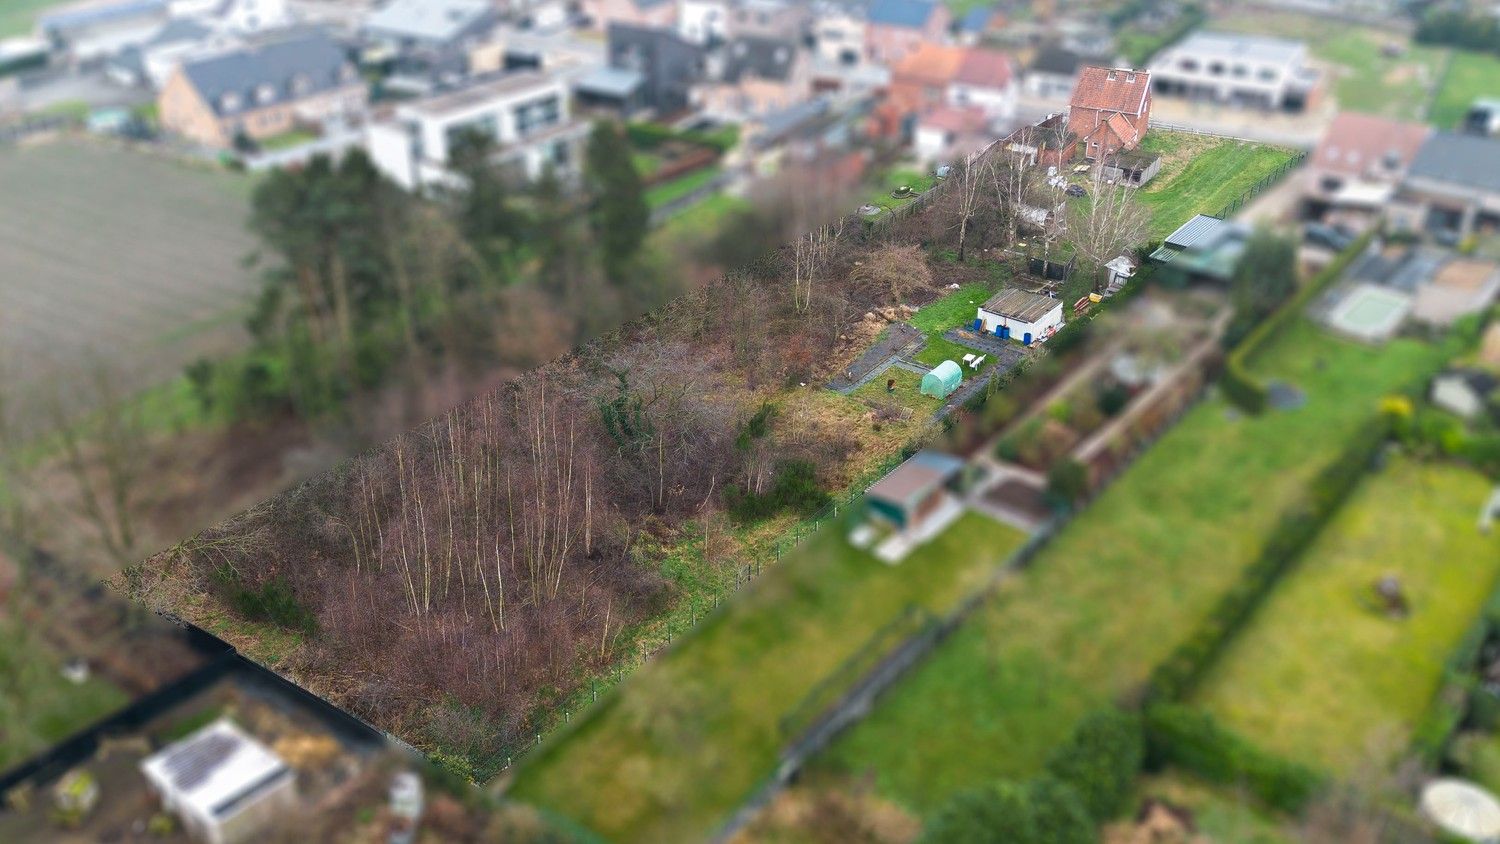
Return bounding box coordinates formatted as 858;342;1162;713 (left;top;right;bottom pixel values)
257;129;320;151
645;166;722;210
0;614;129;770
809;320;1452;816
509;512;1027;842
911;282;994;335
1138;133;1300;239
1193;458;1500;774
849;366;944;416
0;0;61;38
1430;50;1500;131
863;167;939;211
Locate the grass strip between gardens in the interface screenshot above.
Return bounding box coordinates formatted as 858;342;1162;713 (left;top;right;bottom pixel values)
508;512;1027;842
1193;458;1500;775
808;320;1453;816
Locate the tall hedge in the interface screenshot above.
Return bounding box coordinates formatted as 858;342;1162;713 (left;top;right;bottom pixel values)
1045;708;1145;822
1144;416;1388;703
1145;704;1323;813
1220;232;1373;414
920;777;1091;844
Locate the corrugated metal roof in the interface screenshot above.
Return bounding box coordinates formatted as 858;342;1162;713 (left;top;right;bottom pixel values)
981;288;1061;323
365;0;492;43
1162;213;1224;249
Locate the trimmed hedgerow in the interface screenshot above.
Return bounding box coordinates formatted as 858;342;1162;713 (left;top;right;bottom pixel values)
1144;704;1323;813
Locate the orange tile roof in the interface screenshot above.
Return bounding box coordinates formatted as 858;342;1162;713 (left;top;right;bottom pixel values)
1313;112;1431;177
892;43;965;87
954;47;1014;88
1069;65;1150;115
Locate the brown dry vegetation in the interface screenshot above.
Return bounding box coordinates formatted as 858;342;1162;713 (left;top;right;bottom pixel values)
118;139;1062;776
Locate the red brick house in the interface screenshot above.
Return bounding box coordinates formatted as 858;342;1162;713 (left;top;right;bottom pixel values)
1066;66;1151;160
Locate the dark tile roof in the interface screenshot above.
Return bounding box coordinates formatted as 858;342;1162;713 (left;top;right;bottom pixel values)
722;36;798;83
182;31;356;118
1408;132;1500;194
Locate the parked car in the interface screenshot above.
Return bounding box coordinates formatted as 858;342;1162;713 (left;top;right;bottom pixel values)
1065;184;1087;197
1303;222;1356;251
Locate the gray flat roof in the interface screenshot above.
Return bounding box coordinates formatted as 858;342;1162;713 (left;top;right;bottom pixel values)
406;71;557;117
365;0;491;43
573;65;643;99
1161;31;1305;66
981;288;1061;322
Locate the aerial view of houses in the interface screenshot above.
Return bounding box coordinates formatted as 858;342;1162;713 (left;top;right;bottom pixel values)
1;0;1500;842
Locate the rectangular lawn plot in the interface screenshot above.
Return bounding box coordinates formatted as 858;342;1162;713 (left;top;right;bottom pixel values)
807;321;1453;816
1193;458;1500;775
508;511;1026;842
0;138;257;429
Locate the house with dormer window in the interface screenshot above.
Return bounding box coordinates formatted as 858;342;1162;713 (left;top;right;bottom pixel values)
1066;65;1150;160
158;31;368;149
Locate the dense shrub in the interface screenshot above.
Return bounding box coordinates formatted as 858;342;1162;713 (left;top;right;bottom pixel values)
1415;10;1500;55
1045;458;1090;510
1046;708;1146;822
920;777;1092;844
1144;704;1322;813
212;566;317;634
725;460;832;521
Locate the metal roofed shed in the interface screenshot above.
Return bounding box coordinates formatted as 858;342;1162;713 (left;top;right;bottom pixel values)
865;450;966;531
976;289;1064;345
140;719;296;844
920;359;963;399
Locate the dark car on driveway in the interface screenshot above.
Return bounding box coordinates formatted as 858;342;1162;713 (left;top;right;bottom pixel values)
1065;184;1086;197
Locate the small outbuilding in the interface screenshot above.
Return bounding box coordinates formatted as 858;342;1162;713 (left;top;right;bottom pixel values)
921;360;963;399
975;288;1064;345
140;719;296;844
865;450;966;532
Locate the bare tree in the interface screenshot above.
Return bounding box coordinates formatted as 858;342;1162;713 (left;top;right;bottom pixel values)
947;151;992;262
47;361;151;568
990;144;1040;248
791;217;847;314
1067;164;1150;288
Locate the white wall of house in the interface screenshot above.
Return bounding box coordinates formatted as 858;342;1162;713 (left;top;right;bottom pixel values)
813;11;865;64
678;0;729;44
367;75;578;190
948;80;1015;122
975;302;1064;342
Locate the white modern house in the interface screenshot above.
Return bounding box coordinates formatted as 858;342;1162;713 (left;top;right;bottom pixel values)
140;719;296;844
366;70;588;190
1147;31;1321;112
975;288;1064;345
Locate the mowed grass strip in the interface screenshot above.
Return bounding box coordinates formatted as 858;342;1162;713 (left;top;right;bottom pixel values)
810;320;1452;815
509;512;1027;842
0;614;130;770
1194;458;1500;775
1429;50;1500;131
1137;133;1300;240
